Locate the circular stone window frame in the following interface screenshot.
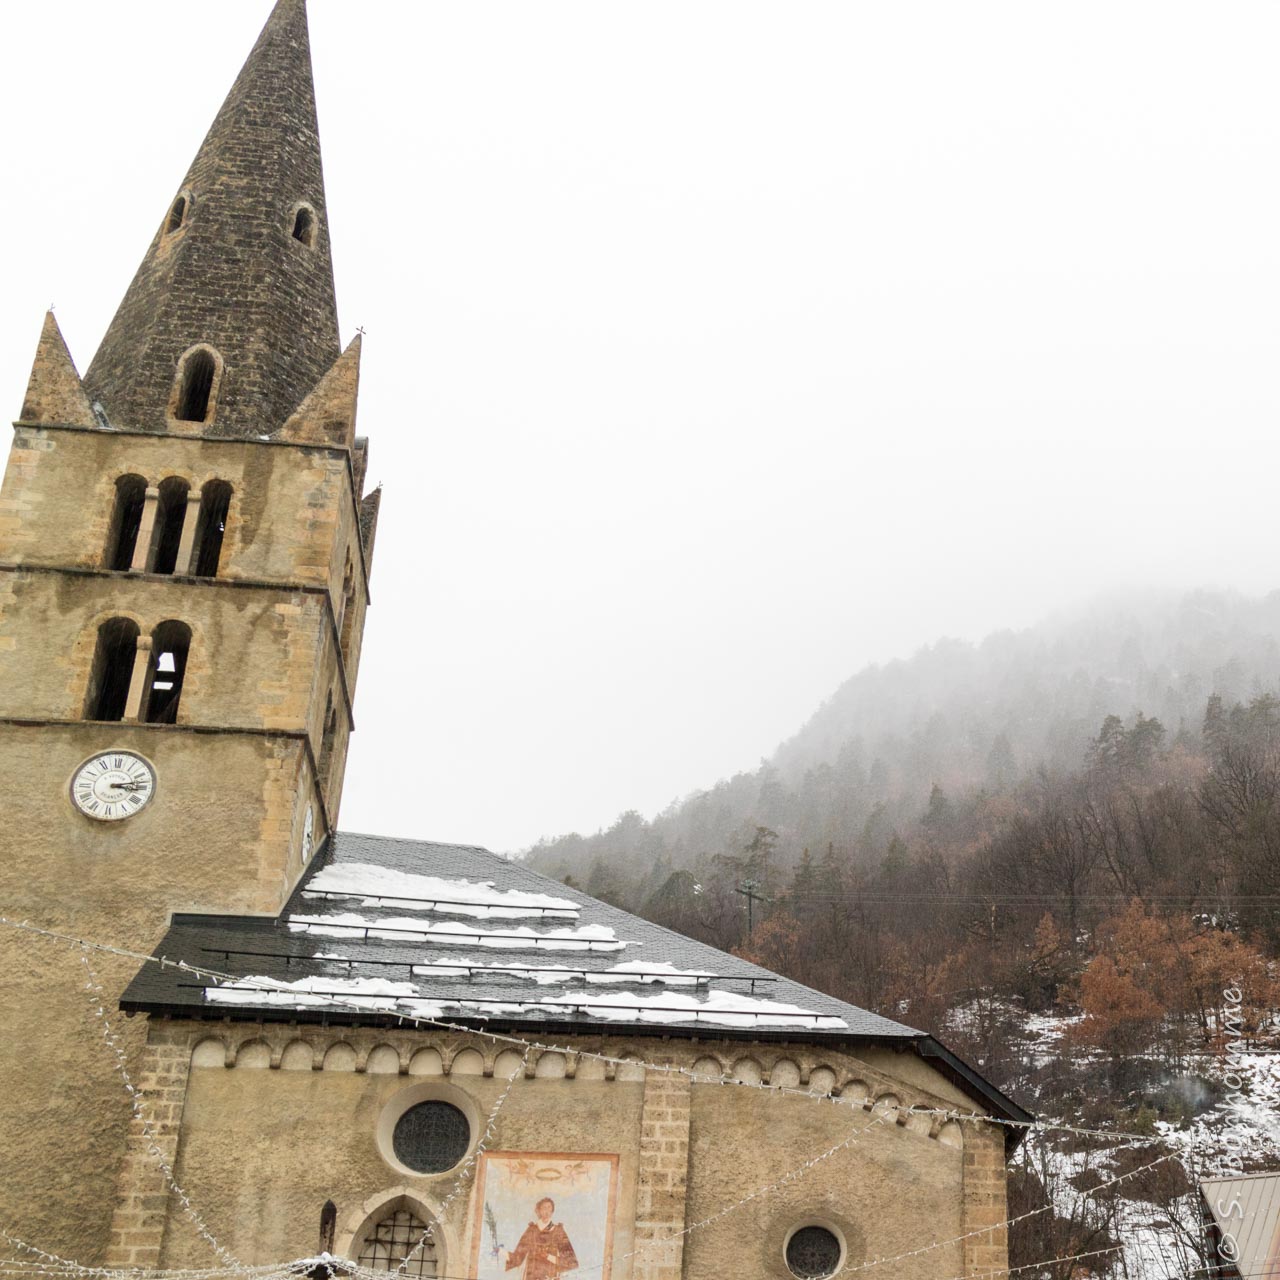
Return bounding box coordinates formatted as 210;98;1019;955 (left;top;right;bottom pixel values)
782;1220;847;1280
376;1080;482;1180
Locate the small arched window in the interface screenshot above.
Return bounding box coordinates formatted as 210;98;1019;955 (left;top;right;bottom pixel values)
192;480;233;577
105;475;147;571
319;1201;337;1256
173;347;220;424
165;194;189;235
291;204;317;248
142;621;191;724
318;692;337;784
338;550;356;658
150;477;190;575
85;618;140;722
355;1209;438;1277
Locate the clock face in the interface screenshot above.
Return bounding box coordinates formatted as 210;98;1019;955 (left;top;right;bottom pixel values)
71;752;156;822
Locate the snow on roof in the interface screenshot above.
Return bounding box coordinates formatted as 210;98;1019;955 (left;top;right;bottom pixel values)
123;832;935;1046
305;861;579;919
204;974;844;1030
286;913;629;951
119;834;1034;1122
535;988;848;1030
405;959;716;986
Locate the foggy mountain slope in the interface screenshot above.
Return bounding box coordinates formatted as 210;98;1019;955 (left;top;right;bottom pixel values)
772;588;1280;783
524;588;1280;1257
525;588;1280;879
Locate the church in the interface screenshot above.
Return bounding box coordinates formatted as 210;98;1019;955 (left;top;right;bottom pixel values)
0;5;1028;1279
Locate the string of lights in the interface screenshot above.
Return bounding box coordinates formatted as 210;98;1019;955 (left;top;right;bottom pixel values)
0;1230;283;1280
0;915;1202;1148
0;1259;290;1280
0;1130;1225;1280
78;955;244;1273
0;914;1252;1280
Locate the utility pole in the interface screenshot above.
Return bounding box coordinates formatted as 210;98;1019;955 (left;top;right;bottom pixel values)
736;878;768;939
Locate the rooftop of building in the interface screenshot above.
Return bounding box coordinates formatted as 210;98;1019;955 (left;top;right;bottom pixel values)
122;828;1032;1127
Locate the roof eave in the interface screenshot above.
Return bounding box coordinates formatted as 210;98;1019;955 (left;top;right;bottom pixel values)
117;998;1031;1146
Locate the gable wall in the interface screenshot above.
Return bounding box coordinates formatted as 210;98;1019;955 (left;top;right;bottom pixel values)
108;1021;1008;1280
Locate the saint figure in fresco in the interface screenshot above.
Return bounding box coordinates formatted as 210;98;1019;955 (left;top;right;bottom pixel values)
500;1197;578;1279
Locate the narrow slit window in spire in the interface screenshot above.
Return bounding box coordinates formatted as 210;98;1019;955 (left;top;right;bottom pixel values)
174;348;219;424
292;204;317;248
165;195;188;235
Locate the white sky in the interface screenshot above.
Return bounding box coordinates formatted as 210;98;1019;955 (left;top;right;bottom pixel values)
3;2;1280;852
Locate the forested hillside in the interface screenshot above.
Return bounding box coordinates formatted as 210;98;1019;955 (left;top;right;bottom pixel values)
527;587;1280;1133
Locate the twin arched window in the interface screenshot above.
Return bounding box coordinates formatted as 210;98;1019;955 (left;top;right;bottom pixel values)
86;619;191;724
85;618;140;722
143;621;192;725
105;476;231;577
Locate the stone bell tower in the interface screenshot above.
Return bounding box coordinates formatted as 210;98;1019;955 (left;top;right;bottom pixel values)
0;0;377;1261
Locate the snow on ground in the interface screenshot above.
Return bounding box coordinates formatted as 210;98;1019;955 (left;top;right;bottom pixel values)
1156;1046;1280;1170
1011;1010;1280;1280
305;862;579;919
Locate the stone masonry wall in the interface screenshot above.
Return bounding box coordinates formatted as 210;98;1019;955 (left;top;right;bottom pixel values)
632;1068;692;1280
962;1122;1010;1276
104;1025;196;1269
105;1022;1012;1280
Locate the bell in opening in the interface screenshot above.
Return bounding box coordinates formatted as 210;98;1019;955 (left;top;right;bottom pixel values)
143;621;191;724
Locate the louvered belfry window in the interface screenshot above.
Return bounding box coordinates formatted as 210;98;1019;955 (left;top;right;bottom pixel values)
356;1210;438;1277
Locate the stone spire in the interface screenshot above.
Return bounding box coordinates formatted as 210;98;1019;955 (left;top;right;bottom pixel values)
83;0;341;438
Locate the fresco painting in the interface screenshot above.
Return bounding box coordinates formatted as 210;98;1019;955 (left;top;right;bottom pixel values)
470;1152;619;1280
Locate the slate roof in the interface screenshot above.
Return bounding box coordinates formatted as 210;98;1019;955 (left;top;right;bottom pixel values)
122;831;1031;1126
84;0;341;438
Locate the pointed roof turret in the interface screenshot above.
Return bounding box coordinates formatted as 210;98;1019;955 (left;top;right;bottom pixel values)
84;0;341;438
20;312;97;428
279;333;361;448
